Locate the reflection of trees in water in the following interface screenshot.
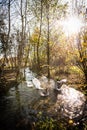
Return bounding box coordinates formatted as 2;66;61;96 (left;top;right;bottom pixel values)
30;90;57;113
15;86;22;120
15;86;29;129
14;82;87;130
15;85;38;130
15;86;21;110
15;84;29;117
15;85;26;122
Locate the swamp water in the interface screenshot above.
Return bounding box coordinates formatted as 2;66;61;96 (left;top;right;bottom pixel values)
0;69;87;130
0;82;58;130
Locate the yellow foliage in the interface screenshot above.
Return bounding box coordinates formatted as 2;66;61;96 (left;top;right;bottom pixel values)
68;119;73;124
83;55;87;59
31;33;39;42
82;42;87;47
69;66;82;74
80;58;83;62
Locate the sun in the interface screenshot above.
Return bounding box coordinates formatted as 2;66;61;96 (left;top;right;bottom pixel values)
61;16;83;36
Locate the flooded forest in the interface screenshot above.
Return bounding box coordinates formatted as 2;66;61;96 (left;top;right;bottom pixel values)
0;0;87;130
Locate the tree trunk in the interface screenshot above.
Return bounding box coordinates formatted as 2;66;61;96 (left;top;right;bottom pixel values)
21;0;24;67
18;0;24;68
46;2;50;78
4;0;11;67
84;72;87;83
37;0;43;72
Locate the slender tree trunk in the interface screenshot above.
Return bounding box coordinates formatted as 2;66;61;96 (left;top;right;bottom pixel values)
24;0;27;34
46;2;50;78
18;0;24;68
8;0;10;35
16;0;24;79
34;43;36;64
84;72;87;83
24;32;30;67
24;0;30;67
4;0;11;66
37;0;43;72
21;0;24;67
24;45;30;67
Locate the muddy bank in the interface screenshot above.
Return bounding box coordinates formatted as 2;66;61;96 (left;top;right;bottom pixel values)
0;69;18;94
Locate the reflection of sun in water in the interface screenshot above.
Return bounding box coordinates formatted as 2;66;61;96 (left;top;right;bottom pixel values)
61;16;83;36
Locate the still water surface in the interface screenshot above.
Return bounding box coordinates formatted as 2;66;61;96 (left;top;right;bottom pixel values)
0;81;58;130
0;70;87;130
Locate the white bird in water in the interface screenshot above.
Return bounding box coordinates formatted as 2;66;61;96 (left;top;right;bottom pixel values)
32;78;44;89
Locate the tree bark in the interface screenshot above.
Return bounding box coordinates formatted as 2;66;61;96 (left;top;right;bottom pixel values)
46;2;50;78
37;0;43;72
4;0;11;66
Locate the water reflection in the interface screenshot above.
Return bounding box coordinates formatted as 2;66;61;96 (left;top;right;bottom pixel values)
0;77;86;129
55;84;86;120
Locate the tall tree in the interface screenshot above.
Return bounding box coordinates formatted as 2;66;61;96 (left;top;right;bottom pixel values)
17;0;24;69
37;0;43;72
46;0;50;78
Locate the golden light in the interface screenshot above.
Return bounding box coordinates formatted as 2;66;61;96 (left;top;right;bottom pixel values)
61;16;83;36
